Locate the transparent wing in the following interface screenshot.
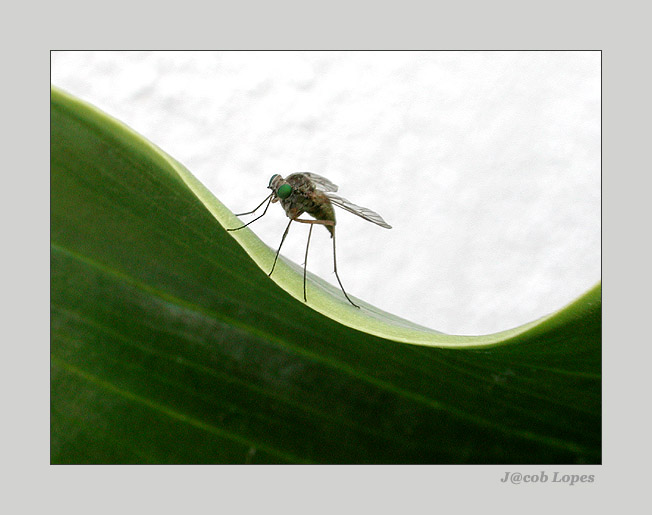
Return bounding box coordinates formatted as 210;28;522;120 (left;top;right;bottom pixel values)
302;172;339;192
325;192;392;229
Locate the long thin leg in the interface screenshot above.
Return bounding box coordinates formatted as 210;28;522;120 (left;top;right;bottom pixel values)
331;230;359;308
292;219;334;228
303;224;313;302
269;219;293;276
227;194;273;232
292;218;359;308
235;193;273;216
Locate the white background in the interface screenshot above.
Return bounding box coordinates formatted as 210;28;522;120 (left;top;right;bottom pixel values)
51;51;600;335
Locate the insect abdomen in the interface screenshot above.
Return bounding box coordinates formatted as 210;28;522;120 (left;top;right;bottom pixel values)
308;192;336;236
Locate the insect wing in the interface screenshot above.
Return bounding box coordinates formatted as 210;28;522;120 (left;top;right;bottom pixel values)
325;192;392;229
302;172;339;192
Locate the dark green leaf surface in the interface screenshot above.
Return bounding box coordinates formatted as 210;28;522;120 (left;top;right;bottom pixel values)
51;87;601;464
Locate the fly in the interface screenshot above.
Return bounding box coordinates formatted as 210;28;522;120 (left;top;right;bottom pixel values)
227;172;391;308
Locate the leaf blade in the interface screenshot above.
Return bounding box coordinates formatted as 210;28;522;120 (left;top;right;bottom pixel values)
51;87;600;464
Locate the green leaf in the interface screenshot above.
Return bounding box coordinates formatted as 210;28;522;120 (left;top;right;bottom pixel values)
51;87;601;464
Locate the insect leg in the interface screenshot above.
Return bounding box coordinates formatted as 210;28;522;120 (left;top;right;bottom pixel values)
234;193;273;216
269;219;293;276
292;218;359;308
331;230;359;308
227;194;273;231
303;224;314;302
292;219;334;229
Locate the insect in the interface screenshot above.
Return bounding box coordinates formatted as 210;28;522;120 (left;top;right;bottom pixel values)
227;172;392;307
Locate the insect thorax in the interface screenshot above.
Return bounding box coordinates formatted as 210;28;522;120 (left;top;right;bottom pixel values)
282;173;336;234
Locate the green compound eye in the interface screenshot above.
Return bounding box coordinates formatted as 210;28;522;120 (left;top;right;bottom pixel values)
277;183;292;199
269;174;280;187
